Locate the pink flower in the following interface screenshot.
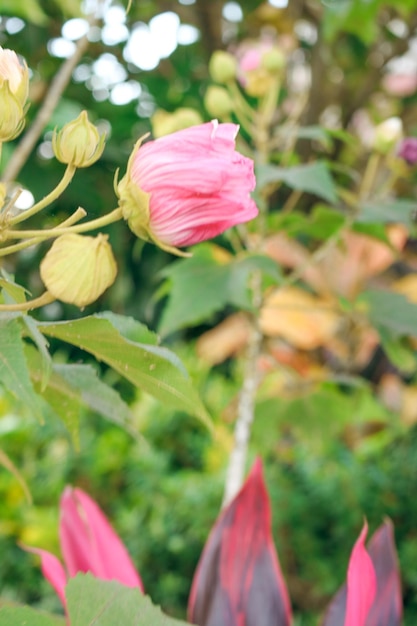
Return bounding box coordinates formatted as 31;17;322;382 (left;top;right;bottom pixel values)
117;120;258;255
187;458;292;626
26;487;143;610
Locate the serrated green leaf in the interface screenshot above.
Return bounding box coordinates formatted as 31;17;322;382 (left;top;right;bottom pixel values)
0;318;41;418
66;574;191;626
158;247;280;336
37;316;211;428
360;289;417;337
0;605;64;626
99;312;158;345
256;161;338;203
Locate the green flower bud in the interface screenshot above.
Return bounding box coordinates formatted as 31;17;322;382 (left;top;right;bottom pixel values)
40;233;117;307
209;51;237;84
261;48;286;72
204;86;234;118
0;81;25;142
52;111;106;168
151;108;203;138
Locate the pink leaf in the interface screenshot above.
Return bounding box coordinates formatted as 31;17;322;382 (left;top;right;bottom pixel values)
24;546;68;608
323;523;377;626
366;520;403;626
188;458;292;626
344;522;376;626
60;487;144;590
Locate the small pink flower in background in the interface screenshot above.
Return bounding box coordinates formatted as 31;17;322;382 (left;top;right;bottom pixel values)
26;487;143;610
398;137;417;165
382;72;417;97
188;458;292;626
117;120;258;255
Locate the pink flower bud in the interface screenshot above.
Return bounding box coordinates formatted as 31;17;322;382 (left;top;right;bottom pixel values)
117;121;258;255
0;46;29;105
0;46;29;142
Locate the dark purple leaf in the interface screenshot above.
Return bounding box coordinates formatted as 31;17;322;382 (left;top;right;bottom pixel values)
366;520;403;626
322;521;402;626
188;458;291;626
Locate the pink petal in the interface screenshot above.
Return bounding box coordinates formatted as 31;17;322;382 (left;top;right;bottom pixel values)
188;458;292;626
60;487;143;590
344;523;377;626
128;121;258;248
23;546;68;608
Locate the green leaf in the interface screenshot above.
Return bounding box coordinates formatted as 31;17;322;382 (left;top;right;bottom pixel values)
22;315;52;390
37;316;211;428
25;345;81;443
0;605;64;626
360;289;417;337
66;574;191;626
99;312;159;345
0;0;48;24
277;205;345;239
0;271;28;304
322;0;381;44
296;125;333;150
54;363;138;437
158;246;280;336
379;328;417;374
256;161;338;204
0;318;41;418
357;199;417;227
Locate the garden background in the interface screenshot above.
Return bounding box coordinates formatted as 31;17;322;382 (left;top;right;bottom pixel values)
0;0;417;624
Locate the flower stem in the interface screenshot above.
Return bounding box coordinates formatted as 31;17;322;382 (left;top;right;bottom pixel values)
5;207;122;241
0;207;86;257
0;290;55;312
8;164;76;226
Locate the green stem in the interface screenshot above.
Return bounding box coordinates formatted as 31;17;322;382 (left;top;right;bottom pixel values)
359;152;380;200
0;207;86;257
8;164;76;226
0;290;55;311
6;207;123;241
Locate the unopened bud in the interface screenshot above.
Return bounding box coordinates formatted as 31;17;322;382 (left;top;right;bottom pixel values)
40;232;117;307
204;86;234;118
261;47;286;72
373;117;403;154
0;82;25;142
52;111;105;168
151;108;203;138
0;46;29;106
209;51;237;84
